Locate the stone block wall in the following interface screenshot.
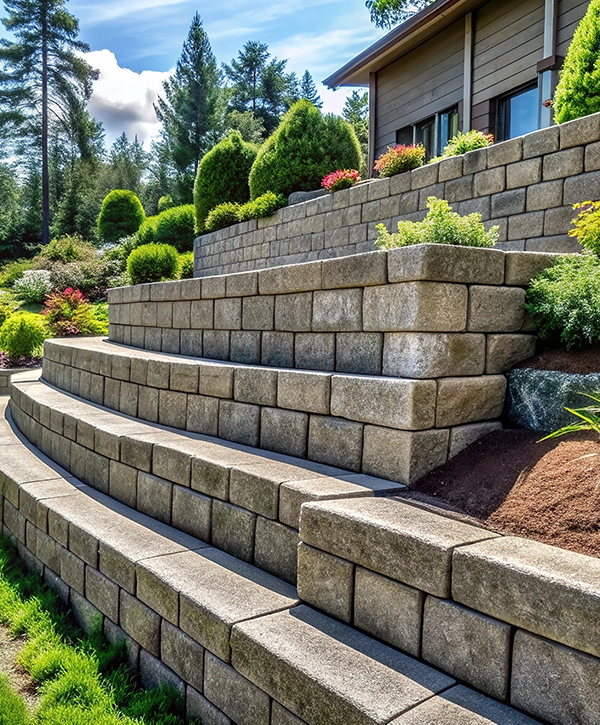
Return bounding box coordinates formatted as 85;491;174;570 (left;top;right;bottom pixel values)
298;497;600;725
193;112;600;277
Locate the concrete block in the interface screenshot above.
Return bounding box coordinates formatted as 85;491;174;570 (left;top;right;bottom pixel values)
199;362;233;400
85;566;119;622
191;450;252;501
234;366;277;407
438;156;463;182
453;536;600;659
445;175;473;203
187;395;219;436
422;597;511;699
242;295;274;330
526;179;563;211
364;282;468;332
140;650;185;696
474;167;505;196
137;387;159;423
171;485;211;541
487;138;522;167
278;370;331;415
294;333;335;371
254;516;299;584
204;652;270;725
312;288;362;332
191;300;214;329
506;157;541;189
336;332;382;375
137;472;172;524
491;188;526;217
180;329;203;357
146;359;171;389
229;331;261;364
152;443;191;487
436;376;506;427
524;126;559;159
388;244;505;285
274;293;312;332
214;297;241;330
362;425;449;485
70;590;102;634
560;111;600;149
411;164;438;189
300;498;495;597
201;275;227;299
448;421;503;459
119;590;161;656
564;169;600;205
161;619;204;693
259;261;321;295
203;330;230;360
187;687;232;725
504;251;560;286
218;401;260;447
163;328;181;354
321;251;387;289
211;501;256;563
486;334;536;374
307;416;363;472
226;271;258;297
261;332;294;368
383;333;485;378
354;566;423;658
271;702;307;725
543;147;584;181
260;408;308;459
507;211;545;240
169;362;199;394
109;460;138;508
297;543;353;622
159;390;188;429
468;286;525;332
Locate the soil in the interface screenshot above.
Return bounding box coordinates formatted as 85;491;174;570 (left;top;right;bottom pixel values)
517;345;600;375
395;429;600;558
0;624;39;712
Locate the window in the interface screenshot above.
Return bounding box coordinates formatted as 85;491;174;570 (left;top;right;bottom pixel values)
438;106;459;155
497;84;539;141
396;125;414;146
395;106;459;161
415;117;436;161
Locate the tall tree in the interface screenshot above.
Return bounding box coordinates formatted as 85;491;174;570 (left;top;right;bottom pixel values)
343;90;369;173
299;70;322;109
108;132;147;195
365;0;434;29
155;12;221;202
0;0;98;246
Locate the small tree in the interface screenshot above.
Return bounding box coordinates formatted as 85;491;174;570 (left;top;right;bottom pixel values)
194;131;257;231
554;0;600;123
97;190;145;243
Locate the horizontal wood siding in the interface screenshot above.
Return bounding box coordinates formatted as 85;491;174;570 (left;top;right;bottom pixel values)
375;18;464;156
472;0;544;107
557;0;589;57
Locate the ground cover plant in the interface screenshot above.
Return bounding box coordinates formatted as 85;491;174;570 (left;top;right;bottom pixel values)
0;537;199;725
375;196;499;249
374;144;425;177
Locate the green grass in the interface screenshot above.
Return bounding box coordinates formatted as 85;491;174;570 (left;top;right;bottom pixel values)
0;538;200;725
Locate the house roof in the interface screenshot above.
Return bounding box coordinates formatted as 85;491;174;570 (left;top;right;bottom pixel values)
323;0;482;88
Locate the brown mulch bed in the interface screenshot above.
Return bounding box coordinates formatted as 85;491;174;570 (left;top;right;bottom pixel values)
395;429;600;558
516;345;600;375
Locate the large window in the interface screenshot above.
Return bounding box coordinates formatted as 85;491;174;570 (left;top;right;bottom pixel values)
395;106;459;161
497;84;539;141
438;107;459;154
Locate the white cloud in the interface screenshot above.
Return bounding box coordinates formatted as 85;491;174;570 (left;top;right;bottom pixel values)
78;0;187;24
85;50;172;146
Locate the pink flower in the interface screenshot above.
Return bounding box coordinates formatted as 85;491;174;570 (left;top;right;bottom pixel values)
321;169;361;192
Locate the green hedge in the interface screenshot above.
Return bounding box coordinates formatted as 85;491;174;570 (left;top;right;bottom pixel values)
97;190;145;243
154;205;196;252
204;192;286;232
127;243;179;285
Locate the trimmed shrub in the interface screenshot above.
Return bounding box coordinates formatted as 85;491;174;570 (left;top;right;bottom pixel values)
238;192;286;222
554;0;600;123
158;194;175;213
154;205;196;252
204;203;242;233
375;197;499;249
39;235;96;263
569;200;600;255
13;270;53;304
194;131;258;233
97;190;146;243
42;288;108;336
126;243;179;285
431;130;494;162
374;144;425;177
249;100;362;200
526;253;600;349
47;258;123;303
322;169;361;192
0;312;48;359
136;216;159;246
178;252;194;279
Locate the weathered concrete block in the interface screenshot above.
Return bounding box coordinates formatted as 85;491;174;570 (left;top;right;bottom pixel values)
474;167;505;196
294;333;335;371
506;158;541;189
109;460;138;508
191;300;214;329
274;293;312;332
201;275;227;299
564;169;600;205
362;426;449;485
119;590;161;656
321;251;387;289
226;271;258;297
411;163;438;189
259;260;321;295
214;298;242;330
453;536;600;659
203;330;230;360
211;500;256;563
187;395;219;436
354;566;423;658
307;416;363;472
171;485;211;541
523;126;559;159
491;188;525;217
234;366;277;406
161;619;204;693
271;702;307;725
260;407;308;458
486;334;536;374
85;566;119;622
146;359;171;389
445;175;473;203
448;421;503;459
199;362;233;399
297;543;353;622
363;282;468;332
388;244;504;285
335;332;382;375
218;401;260;447
560;111;600;149
467;286;525;332
312;288;362;332
504;250;559;286
152;443;191;487
70;591;102;634
187;687;232;725
137;472;172;524
436;376;506;428
278;370;331;415
543;147;584;181
140;650;185;696
422;597;511;699
242;295;274;330
508;211;545;240
383;333;485;379
512;631;600;725
254;516;299;584
159;390;188;429
261;331;294;368
526;180;563;211
170;362;199;394
204;652;270;725
438;156;463;182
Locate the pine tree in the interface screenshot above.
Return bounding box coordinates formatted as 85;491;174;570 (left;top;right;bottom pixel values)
0;0;97;246
553;0;600;124
155;12;221;202
108;132;147;195
365;0;434;29
299;70;322;109
343;90;369;174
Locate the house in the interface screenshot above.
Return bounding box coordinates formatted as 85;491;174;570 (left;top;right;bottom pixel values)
324;0;589;171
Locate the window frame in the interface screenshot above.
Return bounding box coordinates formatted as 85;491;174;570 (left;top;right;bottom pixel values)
496;82;539;142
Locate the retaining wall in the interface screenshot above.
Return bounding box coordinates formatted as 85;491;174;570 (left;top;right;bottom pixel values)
193;112;600;277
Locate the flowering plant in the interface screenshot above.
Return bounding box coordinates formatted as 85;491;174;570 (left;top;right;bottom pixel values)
374;144;425;177
41;288;107;337
321;169;361;192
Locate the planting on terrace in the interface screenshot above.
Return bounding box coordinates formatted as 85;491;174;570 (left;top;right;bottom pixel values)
127;243;179;285
430;130;494;162
204;192;286;232
0;312;48;361
374;144;425;177
42;288;108;337
322;169;361;192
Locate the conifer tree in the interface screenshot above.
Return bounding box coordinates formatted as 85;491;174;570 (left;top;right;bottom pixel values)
299;70;322;109
553;0;600;124
365;0;434;29
0;0;97;246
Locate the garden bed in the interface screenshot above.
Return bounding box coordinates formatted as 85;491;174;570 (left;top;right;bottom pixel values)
516;345;600;375
395;429;600;558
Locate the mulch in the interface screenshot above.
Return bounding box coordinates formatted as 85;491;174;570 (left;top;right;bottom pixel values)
516;345;600;375
0;353;42;370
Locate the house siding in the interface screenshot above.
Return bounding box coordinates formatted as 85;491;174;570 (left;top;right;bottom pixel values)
557;0;589;57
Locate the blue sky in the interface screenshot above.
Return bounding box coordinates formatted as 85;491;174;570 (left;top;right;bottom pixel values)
39;0;386;145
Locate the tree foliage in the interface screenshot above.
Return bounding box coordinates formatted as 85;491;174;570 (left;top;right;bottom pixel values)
365;0;434;29
299;70;322;109
554;0;600;124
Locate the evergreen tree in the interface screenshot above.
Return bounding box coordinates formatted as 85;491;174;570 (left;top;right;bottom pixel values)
299;70;322;109
554;0;600;124
0;0;98;246
155;13;221;202
108;132;147;195
0;164;20;259
365;0;434;29
224;110;265;144
343;90;369;168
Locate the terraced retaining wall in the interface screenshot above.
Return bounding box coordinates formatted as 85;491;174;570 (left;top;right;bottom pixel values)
193;111;600;276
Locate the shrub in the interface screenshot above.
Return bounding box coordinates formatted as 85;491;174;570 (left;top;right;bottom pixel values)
0;312;48;359
158;194;174;213
194;131;258;233
0;294;17;327
432;130;494;161
136;216;159;246
554;0;600;123
46;258;124;302
97;190;146;243
249;100;362;200
126;243;179;285
568;200;600;255
178;252;194;279
42;288;108;336
154;205;196;252
204;202;242;233
39;234;96;263
526;253;600;349
0;259;32;289
238;192;286;222
374;144;425;177
322;169;361;192
13;270;53;304
375;196;499;249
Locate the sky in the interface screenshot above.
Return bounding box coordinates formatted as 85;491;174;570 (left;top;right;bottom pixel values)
43;0;387;147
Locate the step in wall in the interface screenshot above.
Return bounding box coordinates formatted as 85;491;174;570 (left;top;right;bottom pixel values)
0;397;544;725
193;112;600;277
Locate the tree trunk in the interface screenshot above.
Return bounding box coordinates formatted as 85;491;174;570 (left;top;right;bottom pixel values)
41;7;49;247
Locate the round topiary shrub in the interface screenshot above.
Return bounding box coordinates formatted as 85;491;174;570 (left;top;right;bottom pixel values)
194;131;258;233
126;243;179;285
98;190;146;243
136;216;159;247
153;205;196;252
0;312;48;360
204;203;242;233
249;100;362;200
178;252;194;279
